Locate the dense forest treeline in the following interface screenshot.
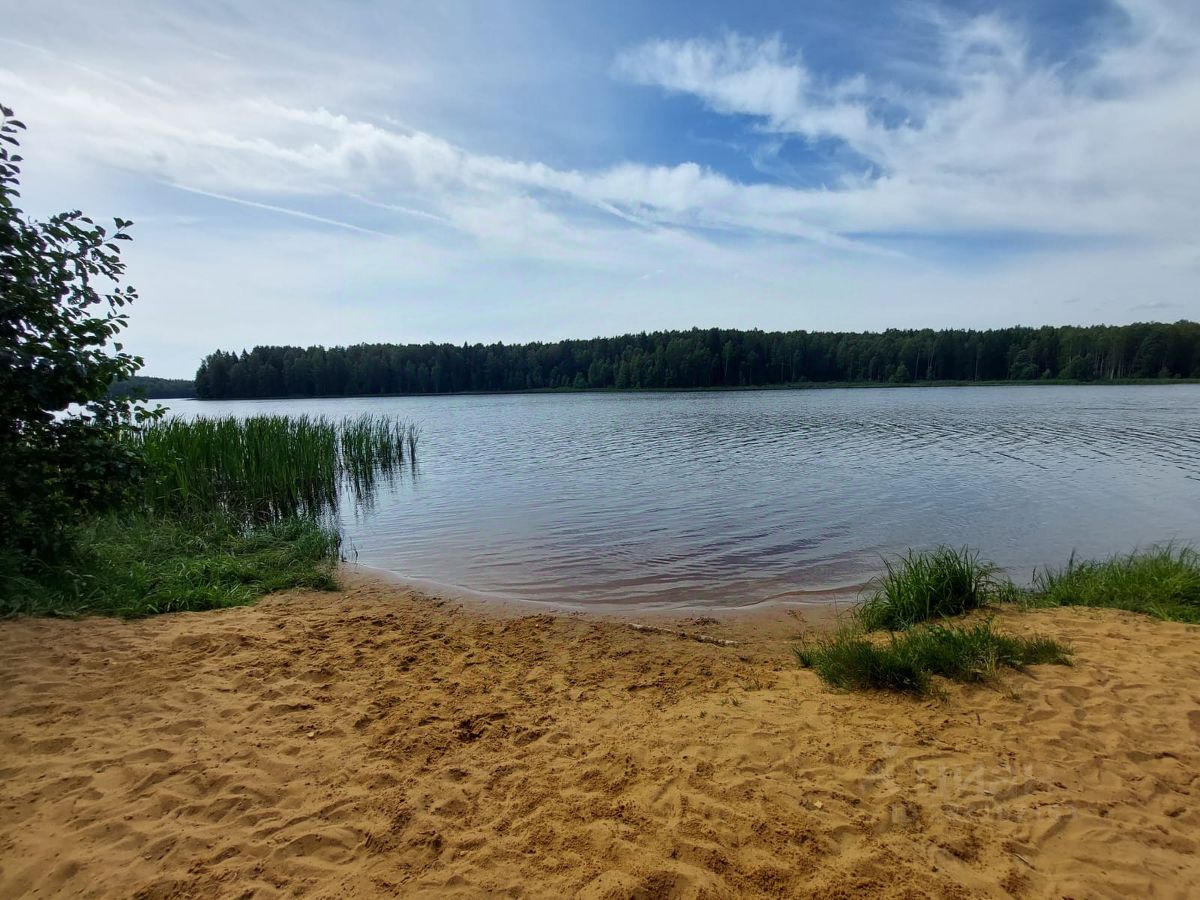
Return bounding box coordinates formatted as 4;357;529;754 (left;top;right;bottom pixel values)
195;321;1200;399
108;376;196;399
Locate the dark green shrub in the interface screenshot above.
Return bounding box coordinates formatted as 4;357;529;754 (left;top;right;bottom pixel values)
0;105;158;561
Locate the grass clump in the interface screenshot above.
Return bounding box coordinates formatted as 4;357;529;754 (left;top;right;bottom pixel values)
1;514;340;618
897;621;1071;681
857;546;998;631
1031;546;1200;623
796;620;1071;696
796;630;931;694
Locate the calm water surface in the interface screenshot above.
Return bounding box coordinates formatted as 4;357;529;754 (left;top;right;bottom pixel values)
169;385;1200;611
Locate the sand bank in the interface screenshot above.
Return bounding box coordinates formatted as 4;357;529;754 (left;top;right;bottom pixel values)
1;576;1197;898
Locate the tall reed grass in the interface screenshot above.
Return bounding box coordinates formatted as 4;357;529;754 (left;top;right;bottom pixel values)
132;414;420;522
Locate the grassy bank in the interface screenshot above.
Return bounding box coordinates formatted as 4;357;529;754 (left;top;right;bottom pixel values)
2;414;417;619
856;543;1200;629
1029;546;1200;624
1;515;339;618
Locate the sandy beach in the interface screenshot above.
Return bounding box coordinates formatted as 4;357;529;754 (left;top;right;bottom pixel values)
1;575;1198;899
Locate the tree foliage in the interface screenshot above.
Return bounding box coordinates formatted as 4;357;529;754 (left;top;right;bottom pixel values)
196;321;1200;400
1;105;154;560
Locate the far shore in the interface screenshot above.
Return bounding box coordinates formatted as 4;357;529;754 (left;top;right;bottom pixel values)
2;572;1197;897
147;376;1200;404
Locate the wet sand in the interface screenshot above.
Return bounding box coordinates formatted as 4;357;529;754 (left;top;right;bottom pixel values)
1;575;1197;898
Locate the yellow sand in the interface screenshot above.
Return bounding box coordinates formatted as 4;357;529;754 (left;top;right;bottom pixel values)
1;577;1198;898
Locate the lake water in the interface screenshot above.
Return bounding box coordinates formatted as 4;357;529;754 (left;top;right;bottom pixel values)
168;385;1200;611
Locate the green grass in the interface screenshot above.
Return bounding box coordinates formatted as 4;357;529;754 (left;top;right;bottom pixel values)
800;543;1198;695
1030;545;1200;623
853;544;1200;628
0;514;340;618
856;546;999;631
1;413;423;619
796;629;932;694
134;414;418;521
796;620;1072;695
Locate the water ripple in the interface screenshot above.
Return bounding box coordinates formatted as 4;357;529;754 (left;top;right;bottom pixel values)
170;385;1200;610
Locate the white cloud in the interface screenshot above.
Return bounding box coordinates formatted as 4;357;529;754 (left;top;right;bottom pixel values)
614;34;873;146
615;2;1200;242
8;2;1200;247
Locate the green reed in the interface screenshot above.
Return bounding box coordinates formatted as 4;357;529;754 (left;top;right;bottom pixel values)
132;414;420;522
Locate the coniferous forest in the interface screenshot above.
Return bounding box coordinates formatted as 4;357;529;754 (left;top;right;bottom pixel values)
107;376;196;399
195;321;1200;400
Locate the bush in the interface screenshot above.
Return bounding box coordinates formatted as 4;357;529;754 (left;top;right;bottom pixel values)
1;104;157;561
0;107;353;620
857;547;998;631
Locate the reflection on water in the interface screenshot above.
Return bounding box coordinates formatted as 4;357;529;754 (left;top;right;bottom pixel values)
169;385;1200;611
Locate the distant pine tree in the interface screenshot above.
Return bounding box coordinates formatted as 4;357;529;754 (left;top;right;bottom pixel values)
108;376;195;399
194;322;1200;399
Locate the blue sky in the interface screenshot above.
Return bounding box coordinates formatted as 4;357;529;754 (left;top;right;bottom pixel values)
3;0;1198;376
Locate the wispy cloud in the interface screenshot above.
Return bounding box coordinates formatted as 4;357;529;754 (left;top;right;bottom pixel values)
1130;300;1182;312
9;4;1200;249
167;182;391;236
615;34;872;145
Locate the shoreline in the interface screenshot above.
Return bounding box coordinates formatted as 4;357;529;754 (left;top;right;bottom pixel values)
178;377;1200;404
2;575;1197;897
341;566;848;660
344;562;862;624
